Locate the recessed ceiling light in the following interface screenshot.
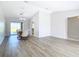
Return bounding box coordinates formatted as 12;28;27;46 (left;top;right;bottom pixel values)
45;8;49;10
24;1;28;3
20;12;24;15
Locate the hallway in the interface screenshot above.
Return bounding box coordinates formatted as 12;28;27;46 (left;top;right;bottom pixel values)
1;35;79;57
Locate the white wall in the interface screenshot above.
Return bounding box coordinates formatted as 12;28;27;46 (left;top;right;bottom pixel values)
39;10;51;37
30;9;51;38
0;7;5;45
5;18;10;36
31;12;39;37
51;9;79;39
22;19;30;35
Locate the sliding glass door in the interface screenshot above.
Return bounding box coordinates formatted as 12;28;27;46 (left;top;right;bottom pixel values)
10;22;22;35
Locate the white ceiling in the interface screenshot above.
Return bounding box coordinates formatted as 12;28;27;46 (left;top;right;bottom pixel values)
28;1;79;12
0;1;39;19
1;1;79;19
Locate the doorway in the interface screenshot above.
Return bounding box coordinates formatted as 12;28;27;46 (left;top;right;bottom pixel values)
10;22;22;35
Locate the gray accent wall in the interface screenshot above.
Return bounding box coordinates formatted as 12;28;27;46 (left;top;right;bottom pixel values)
68;17;79;39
